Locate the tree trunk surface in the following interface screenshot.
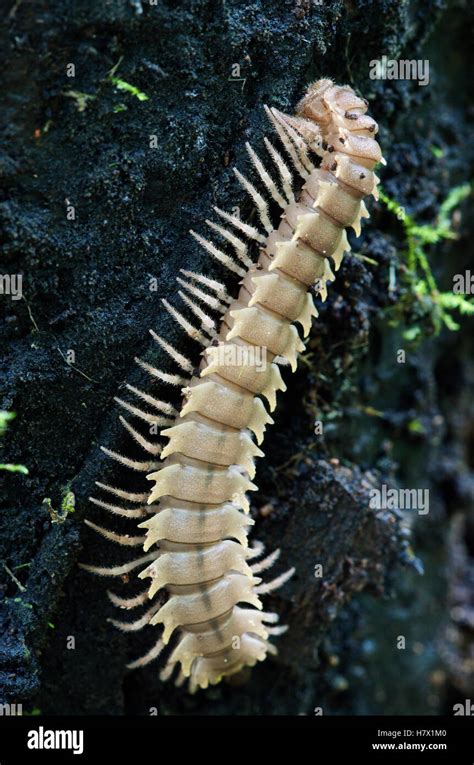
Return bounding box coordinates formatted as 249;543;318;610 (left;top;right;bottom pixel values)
1;0;473;715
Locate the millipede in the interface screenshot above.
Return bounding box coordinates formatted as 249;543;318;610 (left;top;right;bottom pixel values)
80;79;384;693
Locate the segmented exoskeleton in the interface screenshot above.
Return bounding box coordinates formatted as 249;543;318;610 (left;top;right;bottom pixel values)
81;79;384;693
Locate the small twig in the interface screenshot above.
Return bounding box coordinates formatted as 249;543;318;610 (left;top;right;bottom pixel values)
2;561;26;592
57;347;97;383
108;55;124;79
353;252;379;267
22;296;40;333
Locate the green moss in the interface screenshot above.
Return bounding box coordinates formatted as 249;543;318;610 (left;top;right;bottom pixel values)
11;597;33;609
0;462;29;474
63;90;97;112
379;183;473;339
407;419;426;434
61;490;76;516
43;490;76;524
0;410;29;474
109;76;149;102
0;410;16;435
429;145;444;159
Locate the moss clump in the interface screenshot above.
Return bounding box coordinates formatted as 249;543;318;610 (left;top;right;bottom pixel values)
379;183;473;340
42;490;76;524
0;411;29;474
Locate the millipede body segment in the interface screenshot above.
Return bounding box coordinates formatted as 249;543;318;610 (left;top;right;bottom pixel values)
81;79;384;693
